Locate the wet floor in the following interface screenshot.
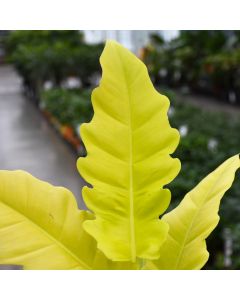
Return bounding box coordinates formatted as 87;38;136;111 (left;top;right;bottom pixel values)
0;65;86;209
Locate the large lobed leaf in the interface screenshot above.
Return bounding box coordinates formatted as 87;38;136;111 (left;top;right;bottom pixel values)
77;40;180;262
153;154;240;270
0;170;136;270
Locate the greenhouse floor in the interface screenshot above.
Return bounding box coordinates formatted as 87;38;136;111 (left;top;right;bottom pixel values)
0;65;86;209
175;89;240;116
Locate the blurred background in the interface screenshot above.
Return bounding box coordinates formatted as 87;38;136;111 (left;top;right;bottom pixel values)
0;30;240;269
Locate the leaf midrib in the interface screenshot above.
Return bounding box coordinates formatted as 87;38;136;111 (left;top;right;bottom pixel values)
116;46;136;262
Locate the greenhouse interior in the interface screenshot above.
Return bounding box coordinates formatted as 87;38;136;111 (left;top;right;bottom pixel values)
0;30;240;270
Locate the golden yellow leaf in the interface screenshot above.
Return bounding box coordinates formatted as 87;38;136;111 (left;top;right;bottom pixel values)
77;41;180;262
154;155;240;270
0;170;111;269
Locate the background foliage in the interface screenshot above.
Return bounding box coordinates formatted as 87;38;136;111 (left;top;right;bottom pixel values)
143;31;240;103
41;88;92;128
5;30;103;102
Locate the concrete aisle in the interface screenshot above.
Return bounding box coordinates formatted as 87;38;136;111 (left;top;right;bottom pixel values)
0;65;86;208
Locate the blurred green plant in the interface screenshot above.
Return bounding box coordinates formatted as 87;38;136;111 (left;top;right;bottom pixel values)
204;48;240;101
41;88;92;128
4;30;103;101
144;31;240;102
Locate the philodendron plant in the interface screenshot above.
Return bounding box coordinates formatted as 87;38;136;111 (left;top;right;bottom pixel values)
0;41;239;270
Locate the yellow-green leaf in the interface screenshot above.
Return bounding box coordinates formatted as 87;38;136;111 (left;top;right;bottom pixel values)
77;40;180;262
0;170;115;270
154;154;240;270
